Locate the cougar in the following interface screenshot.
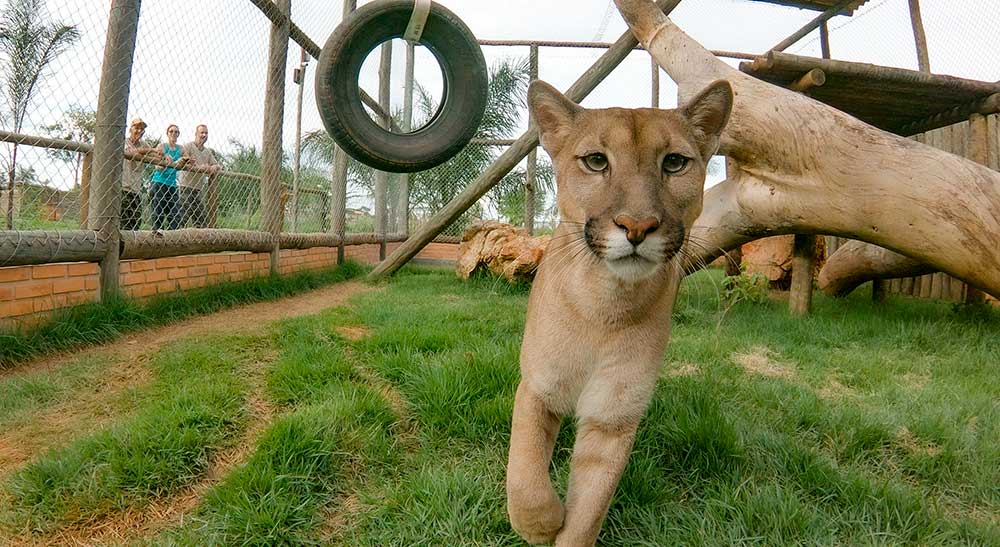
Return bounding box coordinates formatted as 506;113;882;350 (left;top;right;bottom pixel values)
506;79;733;546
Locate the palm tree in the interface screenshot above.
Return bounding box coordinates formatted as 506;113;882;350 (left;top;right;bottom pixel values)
42;104;95;189
0;0;80;228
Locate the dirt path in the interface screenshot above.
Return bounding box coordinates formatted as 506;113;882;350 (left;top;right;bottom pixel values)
1;280;378;546
1;281;376;383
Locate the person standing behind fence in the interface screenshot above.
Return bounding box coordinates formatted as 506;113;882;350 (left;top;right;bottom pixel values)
179;124;221;228
122;118;162;230
150;124;189;230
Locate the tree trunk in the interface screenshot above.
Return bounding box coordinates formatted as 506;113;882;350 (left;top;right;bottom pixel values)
613;0;1000;300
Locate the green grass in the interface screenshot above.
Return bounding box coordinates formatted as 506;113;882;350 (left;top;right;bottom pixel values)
2;267;997;544
2;337;258;532
0;261;366;370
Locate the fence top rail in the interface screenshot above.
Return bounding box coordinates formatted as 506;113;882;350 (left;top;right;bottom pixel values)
478;39;756;59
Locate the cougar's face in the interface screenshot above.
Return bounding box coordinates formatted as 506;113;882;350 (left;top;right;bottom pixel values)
530;80;732;282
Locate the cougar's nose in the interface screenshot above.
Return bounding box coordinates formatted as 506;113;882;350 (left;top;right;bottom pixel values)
613;214;660;245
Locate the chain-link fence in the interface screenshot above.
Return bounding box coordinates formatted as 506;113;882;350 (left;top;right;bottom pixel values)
0;0;997;292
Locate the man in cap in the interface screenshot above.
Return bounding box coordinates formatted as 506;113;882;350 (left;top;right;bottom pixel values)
121;118;162;230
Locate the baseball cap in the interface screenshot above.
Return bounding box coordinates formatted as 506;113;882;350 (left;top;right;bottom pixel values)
130;117;147;128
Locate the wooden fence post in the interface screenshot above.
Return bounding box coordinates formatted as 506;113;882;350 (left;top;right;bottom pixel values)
91;0;142;301
789;234;817;315
205;173;219;228
399;40;415;236
331;0;356;264
79;151;93;228
261;0;291;274
524;44;539;234
374;42;392;260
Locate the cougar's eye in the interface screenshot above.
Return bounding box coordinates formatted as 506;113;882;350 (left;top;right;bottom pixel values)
662;153;690;175
580;153;608;173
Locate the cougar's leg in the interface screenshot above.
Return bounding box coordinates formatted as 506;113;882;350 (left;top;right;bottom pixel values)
554;418;640;547
507;381;564;544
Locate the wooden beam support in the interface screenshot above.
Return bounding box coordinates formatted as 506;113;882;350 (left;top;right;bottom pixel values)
771;0;856;52
788;68;826;92
260;0;290;275
907;0;931;73
91;0;142;301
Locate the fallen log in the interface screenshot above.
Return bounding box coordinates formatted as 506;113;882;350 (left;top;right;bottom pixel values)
613;0;1000;299
817;240;935;296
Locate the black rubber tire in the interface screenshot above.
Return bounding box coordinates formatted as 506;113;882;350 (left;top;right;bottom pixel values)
315;0;488;173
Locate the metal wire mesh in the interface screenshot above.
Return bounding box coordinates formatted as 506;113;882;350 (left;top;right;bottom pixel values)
0;0;996;267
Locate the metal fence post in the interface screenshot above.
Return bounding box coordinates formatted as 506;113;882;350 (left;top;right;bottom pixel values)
91;0;142;301
261;0;291;274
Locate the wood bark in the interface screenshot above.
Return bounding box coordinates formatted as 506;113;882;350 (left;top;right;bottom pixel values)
817;240;936;297
614;0;1000;300
0;230;106;266
261;0;290;276
92;0;142;300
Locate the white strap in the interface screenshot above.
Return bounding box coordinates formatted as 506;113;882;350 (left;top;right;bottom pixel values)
403;0;431;43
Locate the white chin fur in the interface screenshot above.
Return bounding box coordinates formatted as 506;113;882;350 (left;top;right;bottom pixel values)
603;232;663;281
605;255;660;281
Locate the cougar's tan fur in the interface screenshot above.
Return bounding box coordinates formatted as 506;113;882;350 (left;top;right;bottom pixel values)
506;79;732;546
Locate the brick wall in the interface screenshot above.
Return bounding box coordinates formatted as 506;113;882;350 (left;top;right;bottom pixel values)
0;242;459;327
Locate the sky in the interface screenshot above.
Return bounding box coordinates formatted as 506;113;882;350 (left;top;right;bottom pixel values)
2;0;998;204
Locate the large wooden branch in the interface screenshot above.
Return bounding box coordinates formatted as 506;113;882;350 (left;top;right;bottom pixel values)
817;240;935;296
614;0;1000;298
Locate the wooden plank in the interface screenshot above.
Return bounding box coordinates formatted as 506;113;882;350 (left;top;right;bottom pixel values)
930;272;943;300
901;276;914;296
919;273;933;299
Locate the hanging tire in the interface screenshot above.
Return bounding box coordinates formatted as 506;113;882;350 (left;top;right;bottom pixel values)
315;0;488;173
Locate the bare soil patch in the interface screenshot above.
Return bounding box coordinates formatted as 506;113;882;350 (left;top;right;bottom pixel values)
731;346;797;379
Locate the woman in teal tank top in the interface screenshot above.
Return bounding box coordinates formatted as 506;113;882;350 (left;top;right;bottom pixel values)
150;124;188;230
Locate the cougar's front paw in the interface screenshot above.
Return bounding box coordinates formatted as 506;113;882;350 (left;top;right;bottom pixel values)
508;484;564;545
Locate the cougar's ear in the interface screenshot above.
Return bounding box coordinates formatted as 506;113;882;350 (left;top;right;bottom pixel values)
529;80;580;155
682;80;733;160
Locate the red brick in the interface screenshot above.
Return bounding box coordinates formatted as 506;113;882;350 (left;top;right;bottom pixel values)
189;277;207;288
0;266;31;283
155;257;180;269
224;263;240;273
121;272;145;286
85;278;99;290
214;255;231;264
68;263;99;276
176;278;191;290
206;264;224;275
130;260;155;272
197;255;216;265
188;266;208;277
33;297;55;312
157;280;178;294
52;278;87;294
228;254;245;264
177;256;198;267
137;284;158;297
145;270;168;283
0;285;13;301
31;264;67;279
1;300;35;317
15;282;52;299
168;268;189;280
67;291;97;305
237;263;252;272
